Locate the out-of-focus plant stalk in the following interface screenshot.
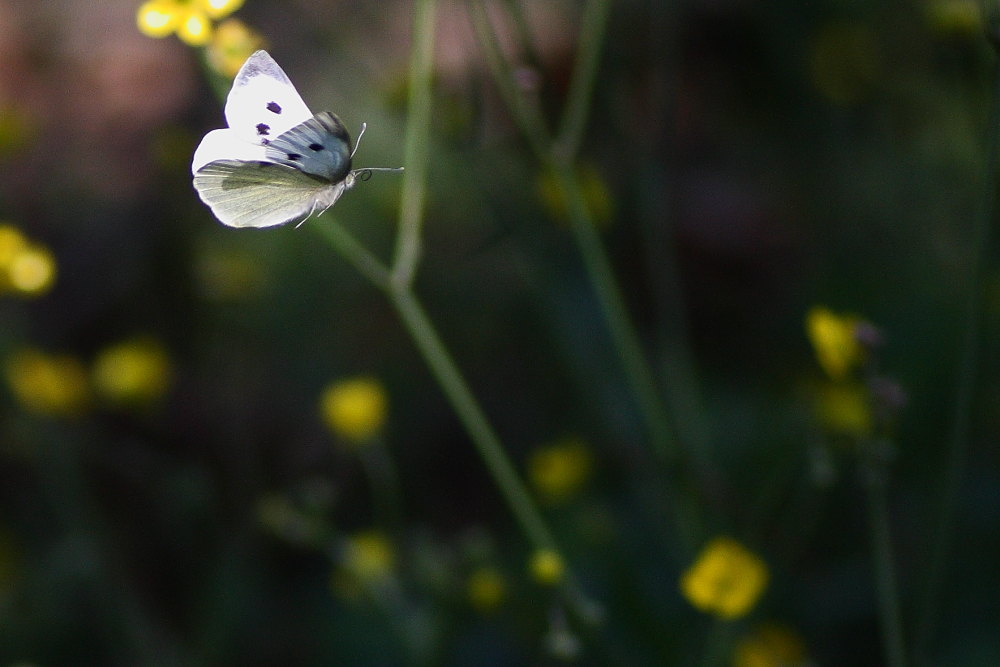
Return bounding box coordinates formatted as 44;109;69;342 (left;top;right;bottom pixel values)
466;0;684;472
317;0;602;628
914;16;1000;658
864;455;906;667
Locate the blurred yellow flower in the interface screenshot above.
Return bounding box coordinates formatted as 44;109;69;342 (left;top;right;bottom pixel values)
733;622;807;667
91;338;172;406
680;537;768;620
529;548;565;586
136;0;244;46
528;437;593;504
206;18;264;78
5;349;89;417
538;162;614;228
809;22;881;106
319;376;388;445
0;224;57;298
467;566;505;612
816;382;872;437
805;306;864;380
342;530;395;583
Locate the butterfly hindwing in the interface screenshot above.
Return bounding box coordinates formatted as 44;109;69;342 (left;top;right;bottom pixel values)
264;111;354;182
193;159;344;229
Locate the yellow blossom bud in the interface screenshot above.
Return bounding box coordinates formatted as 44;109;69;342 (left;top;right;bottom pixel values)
732;622;807;667
529;549;565;586
319;376;388;445
527;437;593;504
8;244;56;296
342;531;395;583
201;0;244;20
136;1;178;38
91;338;172;406
805;306;865;380
680;537;769;619
467;566;505;612
5;349;89;417
176;10;213;46
207;18;264;78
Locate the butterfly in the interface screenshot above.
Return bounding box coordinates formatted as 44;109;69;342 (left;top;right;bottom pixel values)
192;50;402;228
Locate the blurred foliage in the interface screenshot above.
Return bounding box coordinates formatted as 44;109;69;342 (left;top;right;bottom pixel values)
0;0;999;665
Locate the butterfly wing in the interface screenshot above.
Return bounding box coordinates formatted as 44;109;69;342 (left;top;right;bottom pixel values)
193;159;345;229
263;111;354;182
224;50;314;145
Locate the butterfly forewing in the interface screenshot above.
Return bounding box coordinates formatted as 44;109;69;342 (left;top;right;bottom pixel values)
224;50;313;145
194;159;340;228
264;111;353;182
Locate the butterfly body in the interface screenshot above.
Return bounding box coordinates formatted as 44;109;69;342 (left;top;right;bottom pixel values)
192;51;401;228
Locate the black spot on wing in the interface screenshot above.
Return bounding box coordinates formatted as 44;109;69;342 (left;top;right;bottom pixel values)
266;101;282;114
286;153;302;161
256;123;270;136
309;143;324;151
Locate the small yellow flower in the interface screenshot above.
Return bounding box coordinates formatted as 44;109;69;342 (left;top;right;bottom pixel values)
816;382;872;437
7;245;56;296
136;0;244;46
5;349;90;417
528;437;593;504
319;376;388;445
680;537;769;620
342;530;395;583
537;162;615;227
805;306;864;380
732;622;807;667
91;338;172;406
529;548;565;586
206;18;264;78
467;566;505;612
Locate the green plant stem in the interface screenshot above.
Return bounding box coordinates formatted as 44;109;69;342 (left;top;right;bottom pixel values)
864;459;906;667
555;0;612;159
914;54;1000;658
391;0;437;288
467;0;678;463
387;287;558;552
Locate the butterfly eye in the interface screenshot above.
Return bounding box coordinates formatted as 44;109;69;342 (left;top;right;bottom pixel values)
266;101;282;114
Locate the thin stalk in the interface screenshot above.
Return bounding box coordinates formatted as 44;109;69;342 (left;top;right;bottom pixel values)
555;0;612;159
864;460;907;667
387;287;557;551
467;0;678;462
913;54;1000;657
391;0;437;287
312;219;391;288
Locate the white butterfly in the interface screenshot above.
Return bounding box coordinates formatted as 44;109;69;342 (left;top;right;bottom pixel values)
192;50;402;228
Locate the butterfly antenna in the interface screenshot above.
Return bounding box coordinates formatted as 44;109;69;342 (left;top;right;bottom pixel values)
351;122;368;159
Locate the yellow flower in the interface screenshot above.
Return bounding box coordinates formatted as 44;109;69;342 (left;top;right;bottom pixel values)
816;382;872;437
733;622;807;667
91;338;172;406
136;0;244;46
342;530;395;583
0;225;57;297
805;306;865;380
680;537;769;620
319;376;388;445
5;349;89;417
467;566;505;612
206;18;264;78
527;437;593;504
537;162;615;228
529;548;565;586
